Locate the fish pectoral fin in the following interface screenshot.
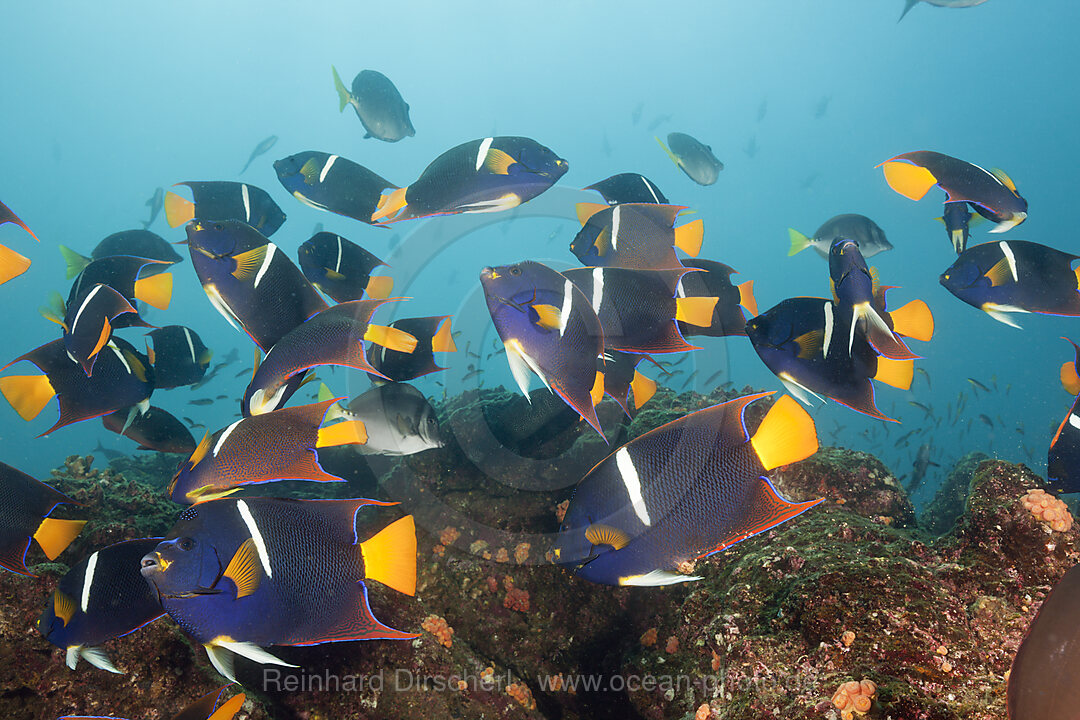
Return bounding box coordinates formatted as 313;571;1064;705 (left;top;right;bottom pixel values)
980;302;1028;328
65;645;81;670
675;296;717;326
164;191;195;228
874;357;914;390
207;639;298;683
504;338;548;397
750;395;819;471
585;523;630;550
316;420;368;448
299;156;322;185
531;303;563;330
673;218;704;257
230;246;269;282
32;517;86;560
793;330;824;360
323;267;346;281
630;370;656;409
79;646;123;674
983;256;1017;287
223;538;262;599
880;160;938;201
0;374;56;421
360;515;417;596
619;569;701;587
365;324;418;354
483;148;517;175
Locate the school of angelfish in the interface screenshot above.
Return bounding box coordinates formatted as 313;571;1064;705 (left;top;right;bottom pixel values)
0;52;1076;719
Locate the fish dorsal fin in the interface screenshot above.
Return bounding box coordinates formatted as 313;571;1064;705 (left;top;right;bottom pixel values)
223;538;262;599
483;148;517;175
231;246;269;282
360;515;417;596
793;330;824;359
52;590;77;626
984;254;1015;284
990;167;1018;192
133;272;173;310
585;523;630;550
531;303;563;331
631;370;656;409
750;395;818;471
364;324;418;353
0;375;57;421
576;202;608;226
164;191;195;228
880;160;938;201
874;356;914;390
673;218;704;257
32;518;86;560
316;420;368;448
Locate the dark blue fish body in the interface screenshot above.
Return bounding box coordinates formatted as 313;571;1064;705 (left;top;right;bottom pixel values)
63;284;148;377
66;255;174;327
942;201;974;254
365;315;455;383
940;240;1080;327
0;462;84;576
585;173;668;205
570;203;699;270
102;405;197;454
92;229;181;266
829;239;913;359
275;152;398;226
146;325;212;389
676;259;757;338
37;537;165;672
298;232;390;302
139;497;416;680
556;393;820;586
166;181;286;237
480;261;605;438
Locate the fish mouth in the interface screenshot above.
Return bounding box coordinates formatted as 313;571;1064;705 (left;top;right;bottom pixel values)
140;551;168;575
480;267;497;281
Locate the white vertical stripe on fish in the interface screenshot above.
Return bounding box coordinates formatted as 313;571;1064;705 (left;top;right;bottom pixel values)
615;447;651;526
236;500;273;578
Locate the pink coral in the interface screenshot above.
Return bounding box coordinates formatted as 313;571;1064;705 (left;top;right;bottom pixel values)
504;587;530;612
1021;489;1073;532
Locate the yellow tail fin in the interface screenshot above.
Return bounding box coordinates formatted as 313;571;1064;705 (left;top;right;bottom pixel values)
133;272;173;310
58;245;90;280
208;693;247;720
365;275;394;300
371;187;408;223
431;318;457;353
576;202;608;226
880;161;938;201
0;375;56;421
655;136;680;167
360;515;416;596
1061;361;1080;396
590;372;605;407
164;191;195;228
364;324;417;354
332;65;351;113
0;243;31;286
316;420;368;448
750;395;818;471
875;357;914;390
738;279;758;317
631;370;656;409
675;296;718;326
888;299;934;342
33;518;86;560
673;218;704;256
787;228;812;256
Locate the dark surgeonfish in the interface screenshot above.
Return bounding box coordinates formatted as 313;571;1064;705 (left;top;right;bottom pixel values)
585;173;669;205
555;393;821;586
146;325;213;389
332;66;415;142
65;255;175;320
298;231;393;302
60;229;182;279
940;240;1080;327
481;261;606;438
1060;337;1080;397
899;0;989;21
907;443;939;491
561;267;716;354
37;537;165;673
371;136;568;223
0;461;85;576
880;150;1027;233
186;220;328;351
275;151;398;226
656;132;723;186
676;259;757;338
62;686;246;720
787;214;893;258
242;299;416;416
0;336;154;435
0;198;38;286
1048;338;1080;493
165;181;286;237
745;297;915;422
829;238;915;360
364;315;455;383
240;135;278;174
570;203;702;270
326;382;444;456
102;405;197;455
142;187;165;229
62;284;149;377
938;202;983;255
1007;563;1080;719
167;399;367;504
139;497;417;681
599;350;657;417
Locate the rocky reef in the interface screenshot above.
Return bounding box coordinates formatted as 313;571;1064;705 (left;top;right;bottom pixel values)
1;386;1073;720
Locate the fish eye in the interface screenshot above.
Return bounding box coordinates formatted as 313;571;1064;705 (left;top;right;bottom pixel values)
213;223;224;231
509;267;522;276
178;537;195;551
